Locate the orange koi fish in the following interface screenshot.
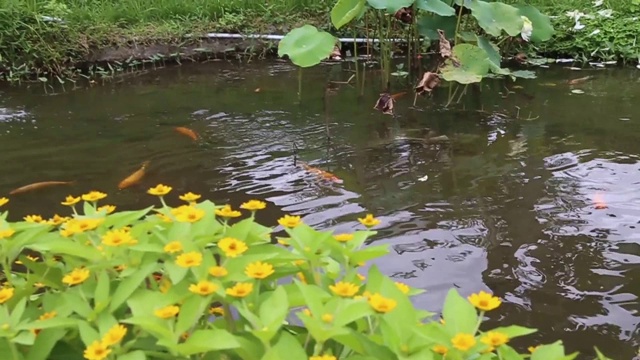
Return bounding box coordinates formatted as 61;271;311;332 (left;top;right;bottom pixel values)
174;127;199;141
593;193;607;210
9;181;75;195
300;162;343;184
390;92;407;100
118;161;150;190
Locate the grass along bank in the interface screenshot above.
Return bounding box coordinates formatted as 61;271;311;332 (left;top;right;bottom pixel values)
1;0;640;84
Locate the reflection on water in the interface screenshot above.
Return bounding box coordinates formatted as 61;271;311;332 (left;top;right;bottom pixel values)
3;62;640;358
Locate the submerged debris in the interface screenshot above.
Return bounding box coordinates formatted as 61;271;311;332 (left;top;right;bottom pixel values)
374;93;395;115
415;72;441;95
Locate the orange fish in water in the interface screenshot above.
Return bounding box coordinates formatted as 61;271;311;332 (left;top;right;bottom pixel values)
174;127;199;141
593;193;607;209
391;92;407;100
118;161;150;189
9;181;74;195
300;162;343;184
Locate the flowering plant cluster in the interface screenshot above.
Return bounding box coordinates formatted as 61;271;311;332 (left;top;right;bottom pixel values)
0;188;609;360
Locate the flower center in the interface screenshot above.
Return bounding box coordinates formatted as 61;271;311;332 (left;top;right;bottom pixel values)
479;300;488;307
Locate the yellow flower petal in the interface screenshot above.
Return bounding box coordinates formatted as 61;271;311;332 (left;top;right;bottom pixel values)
147;184;172;196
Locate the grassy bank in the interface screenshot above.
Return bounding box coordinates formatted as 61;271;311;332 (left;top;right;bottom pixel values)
1;0;639;83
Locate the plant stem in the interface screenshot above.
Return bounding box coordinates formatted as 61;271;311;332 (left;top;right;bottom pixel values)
473;310;485;334
454;3;465;45
297;67;302;101
7;339;20;360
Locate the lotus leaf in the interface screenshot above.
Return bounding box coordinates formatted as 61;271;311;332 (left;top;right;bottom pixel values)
332;0;367;30
440;43;490;84
278;25;337;68
468;0;523;37
513;4;554;42
367;0;414;13
417;14;457;40
416;0;455;16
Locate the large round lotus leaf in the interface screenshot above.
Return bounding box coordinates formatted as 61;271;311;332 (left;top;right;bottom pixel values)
476;35;500;67
417;0;455;16
418;13;457;40
513;4;554;42
441;43;490;84
468;0;523;37
278;25;337;68
367;0;414;13
332;0;366;30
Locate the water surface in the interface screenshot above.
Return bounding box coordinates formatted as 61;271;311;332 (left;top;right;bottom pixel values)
2;61;640;358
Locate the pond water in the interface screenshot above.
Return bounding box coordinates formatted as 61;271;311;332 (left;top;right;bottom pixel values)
2;60;640;358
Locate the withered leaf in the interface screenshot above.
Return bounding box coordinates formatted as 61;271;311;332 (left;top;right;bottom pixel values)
394;7;413;24
374;93;395;115
437;29;451;60
415;72;441;95
329;45;342;61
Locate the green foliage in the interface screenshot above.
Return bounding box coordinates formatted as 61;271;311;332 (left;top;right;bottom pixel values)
278;25;337;67
0;189;606;360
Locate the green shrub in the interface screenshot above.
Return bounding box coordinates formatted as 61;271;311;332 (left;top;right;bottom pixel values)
0;188;605;359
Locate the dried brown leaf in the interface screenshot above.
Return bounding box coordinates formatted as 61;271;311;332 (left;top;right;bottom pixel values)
373;93;395;115
329;45;342;61
437;30;451;60
394;7;413;24
415;72;441;95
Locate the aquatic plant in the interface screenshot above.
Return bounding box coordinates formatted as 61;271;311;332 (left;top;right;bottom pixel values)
0;191;612;359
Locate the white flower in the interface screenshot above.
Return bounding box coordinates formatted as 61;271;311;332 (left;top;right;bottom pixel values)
520;16;533;42
588;29;601;36
573;21;586;31
597;9;613;18
565;10;586;20
593;0;603;6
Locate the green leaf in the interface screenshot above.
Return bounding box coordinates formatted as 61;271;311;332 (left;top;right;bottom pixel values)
117;350;147;360
594;347;613;360
175;295;207;337
259;287;288;330
262;332;307;360
77;321;100;346
441;44;490;84
350;245;389;264
332;0;366;29
94;271;110;311
468;0;523;37
175;329;240;355
531;341;566;360
26;328;66;360
121;316;173;341
367;0;414;12
417;13;457;40
476;35;500;67
103;207;153;228
334;300;372;327
61;292;93;318
490;325;536;339
110;262;156;312
513;4;554;42
442;288;477;335
278;25;337;68
29;238;101;262
417;0;455;16
497;345;524;360
510;70;537;79
9;298;27;325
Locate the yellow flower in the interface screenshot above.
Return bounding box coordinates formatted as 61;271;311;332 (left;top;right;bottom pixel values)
293;259;306;266
0;197;8;207
189;280;218;296
368;293;397;313
154;305;179;319
215;205;242;218
171;205;205;223
329;281;359;297
39;311;57;320
333;233;354;242
356;273;366;281
296;272;307;284
302;308;312;317
34;282;45;288
64;218;102;235
97;205;116;214
147;184;172;196
83;340;111;360
102;324;127;346
321;313;333;323
468;291;501;311
240;200;266;211
309;355;336;360
226;282;253;298
528;345;540;353
245;261;275;279
218;237;248;258
24;215;44;223
208;266;228;277
277;238;290;247
209;306;224;316
49;214;70;226
481;331;509;347
101;229;136;247
82;191;107;202
451;333;476;351
278;214;301;228
179;192;201;203
175;251;203;268
482;346;495;354
26;255;38;262
159;278;171;293
0;229;15;240
114;264;127;272
358;214;380;228
440;318;445;325
395;282;410;294
156;213;172;223
163;241;183;254
432;345;448;355
0;287;14;304
62;268;90;286
61;195;80;206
